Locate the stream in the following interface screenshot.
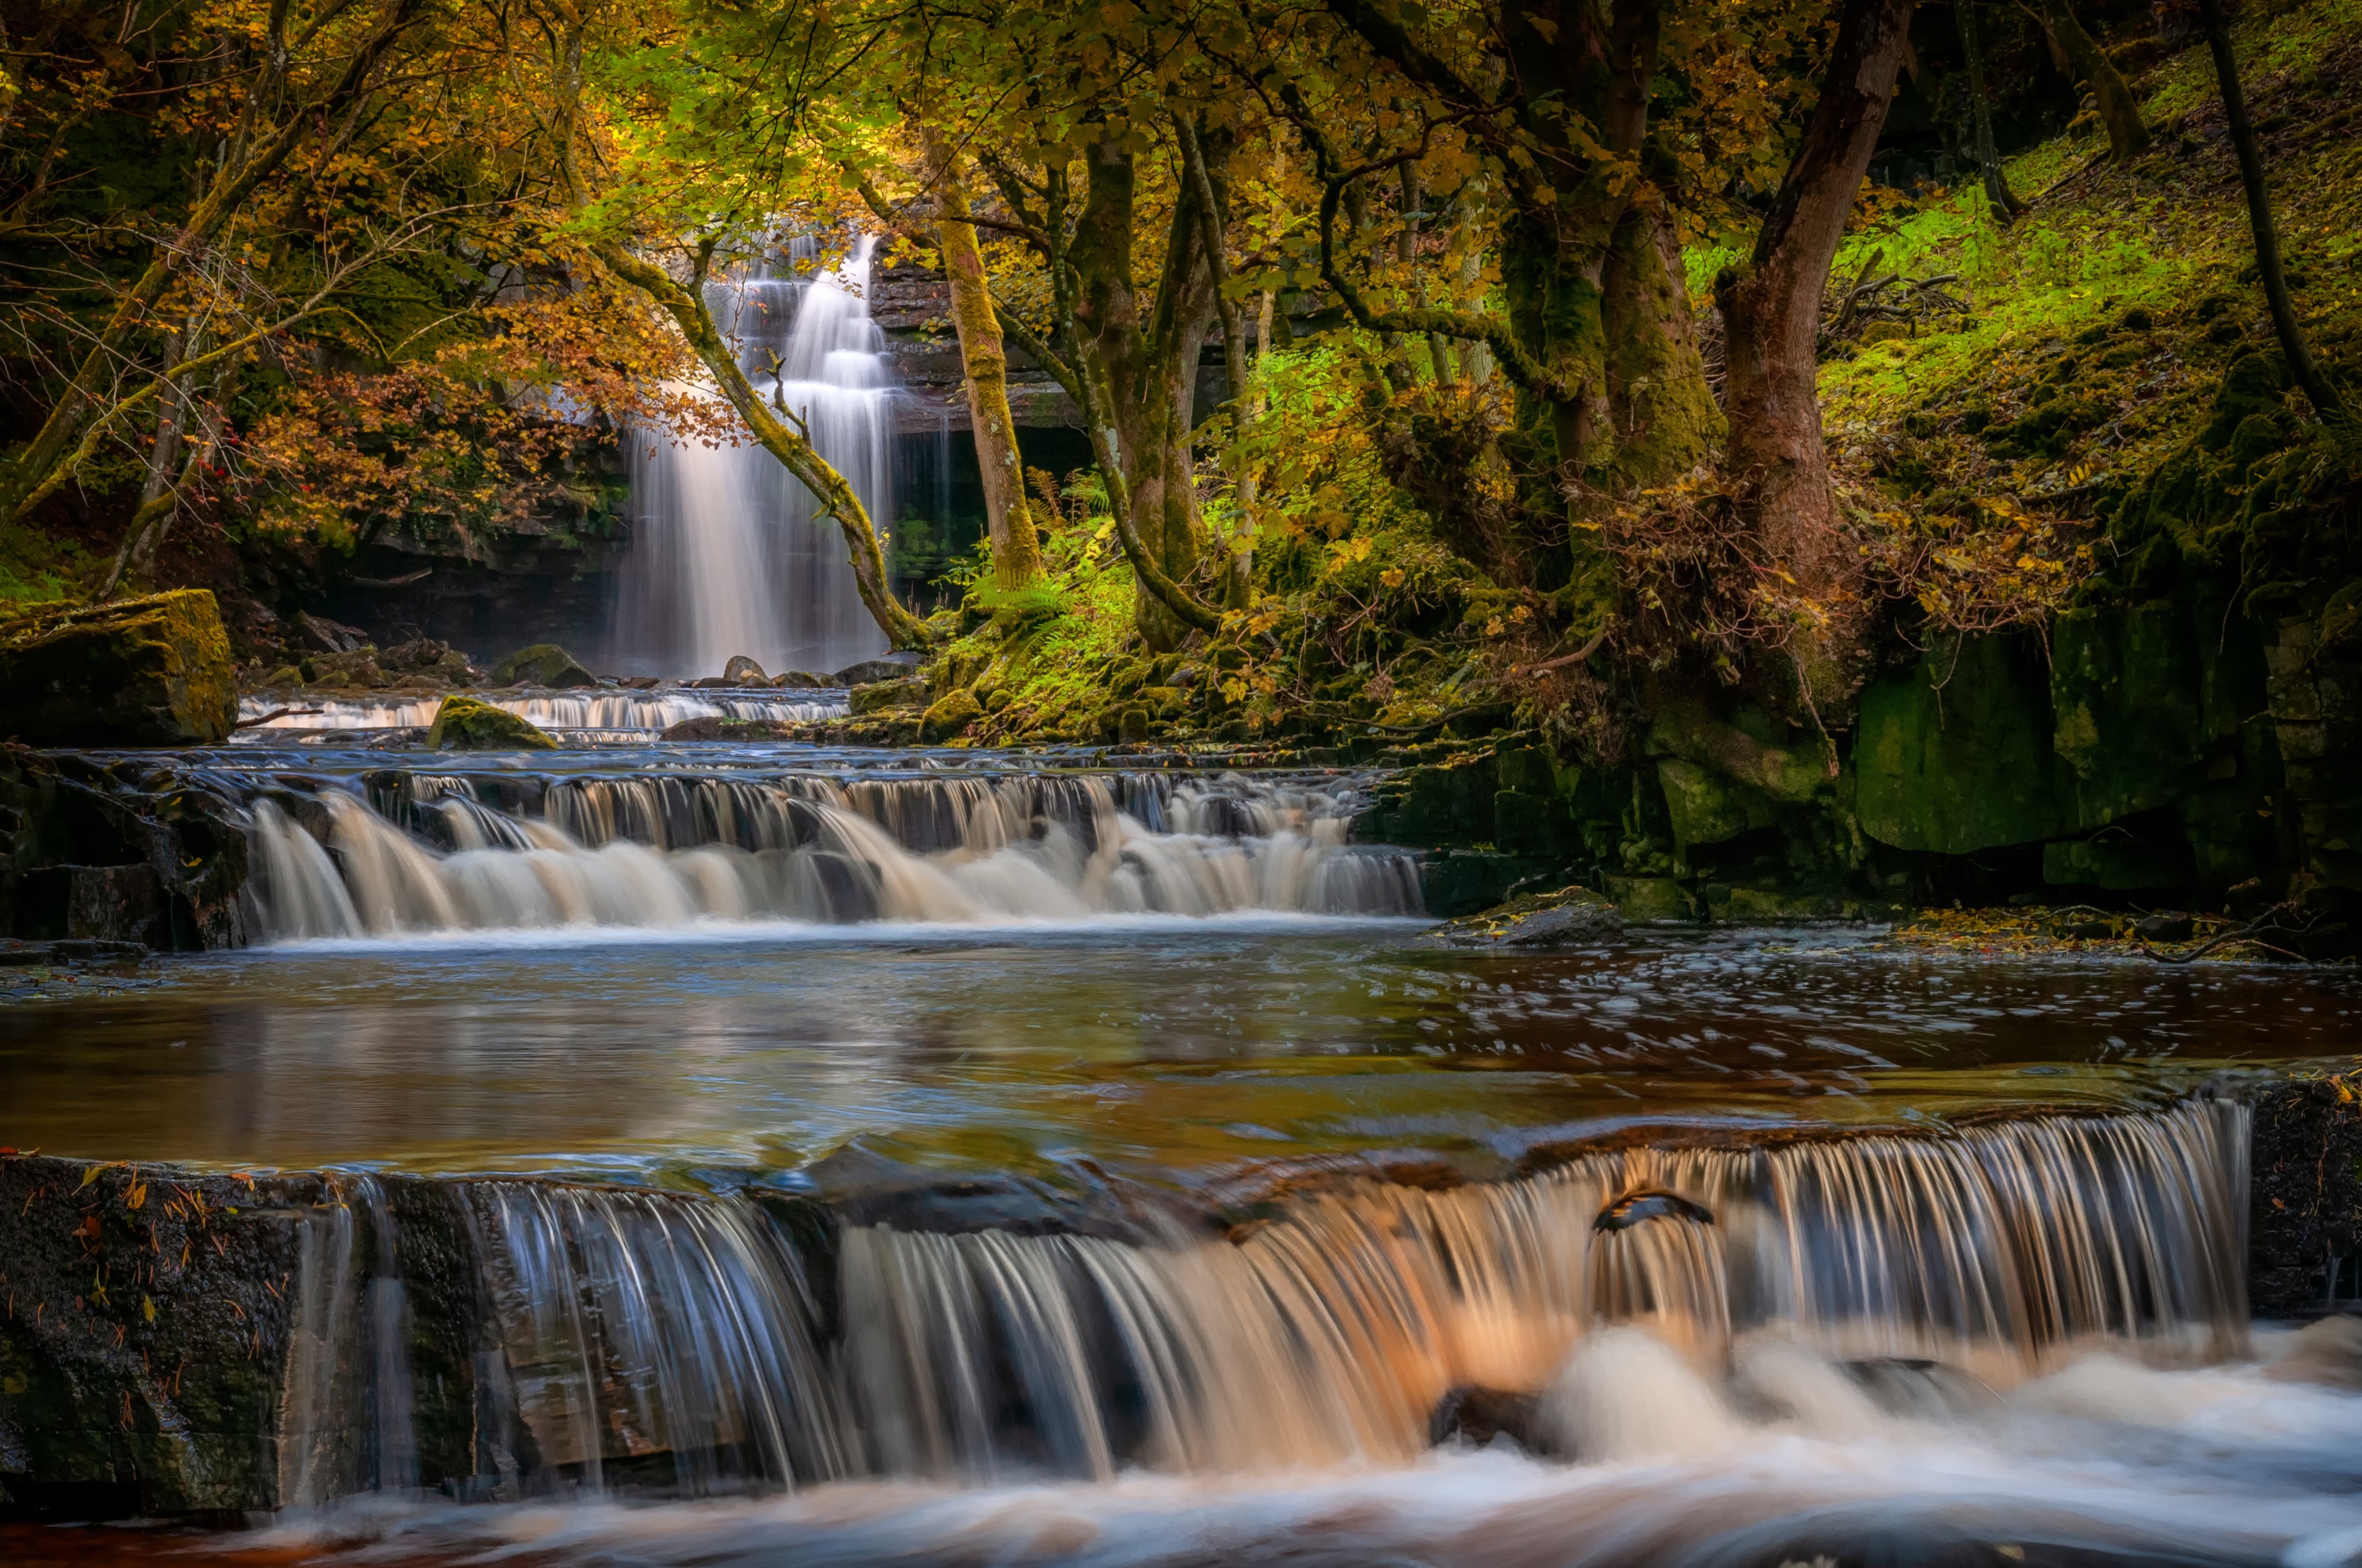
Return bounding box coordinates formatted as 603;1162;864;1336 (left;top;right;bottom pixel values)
4;727;2362;1566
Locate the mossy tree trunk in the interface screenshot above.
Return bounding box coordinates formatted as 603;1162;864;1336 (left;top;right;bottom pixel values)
1068;127;1229;649
923;132;1046;594
597;242;931;650
1320;0;1721;597
2044;0;2150;160
2197;0;2345;416
1716;0;1917;718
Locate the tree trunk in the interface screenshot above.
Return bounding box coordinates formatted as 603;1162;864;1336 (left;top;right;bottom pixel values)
924;133;1045;594
1716;0;1916;717
598;242;931;650
2045;0;2149;159
1958;0;2028;221
2197;0;2344;416
1070;130;1224;650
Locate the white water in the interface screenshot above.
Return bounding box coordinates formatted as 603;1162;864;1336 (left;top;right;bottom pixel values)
235;690;846;738
246;1102;2362;1564
608;237;897;679
242;771;1423;939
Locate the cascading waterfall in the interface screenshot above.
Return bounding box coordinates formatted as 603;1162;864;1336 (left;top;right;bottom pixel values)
608;236;897;679
242;769;1423;938
272;1102;2253;1508
235;691;846;739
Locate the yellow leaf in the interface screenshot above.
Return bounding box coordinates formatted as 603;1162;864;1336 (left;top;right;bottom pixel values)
1379;568;1406;589
143;1296;156;1323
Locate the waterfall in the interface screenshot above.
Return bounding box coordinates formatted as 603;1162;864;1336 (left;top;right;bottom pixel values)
608;236;897;679
235;691;847;739
241;768;1423;938
270;1103;2253;1507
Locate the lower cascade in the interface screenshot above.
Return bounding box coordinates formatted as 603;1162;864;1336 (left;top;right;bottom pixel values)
238;767;1423;937
265;1101;2248;1502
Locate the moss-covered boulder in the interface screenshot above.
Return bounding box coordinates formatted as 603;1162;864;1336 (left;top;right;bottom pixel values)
851;677;928;716
424;696;557;751
1656;758;1777;850
1853;632;2068;854
488;642;596;688
0;590;235;745
920;688;981;742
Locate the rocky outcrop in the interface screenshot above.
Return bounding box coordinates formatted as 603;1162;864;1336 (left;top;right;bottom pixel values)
0;591;235;747
489;643;597;689
920;688;981;743
0;746;247;949
424;697;557;752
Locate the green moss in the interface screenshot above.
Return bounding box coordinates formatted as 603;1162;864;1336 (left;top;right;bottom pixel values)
0;588;236;745
424;695;556;750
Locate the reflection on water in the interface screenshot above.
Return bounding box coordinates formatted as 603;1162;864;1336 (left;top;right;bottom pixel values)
1;927;2353;1182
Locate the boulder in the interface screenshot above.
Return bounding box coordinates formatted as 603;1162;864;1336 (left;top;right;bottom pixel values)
1425;886;1623;948
850;677;928;716
1429;1385;1557;1454
489;642;597;689
424;696;557;751
774;671;831;689
293;611;370;654
0;590;236;745
1605;876;1697;923
834;653;922;686
920;688;982;743
721;655;768;685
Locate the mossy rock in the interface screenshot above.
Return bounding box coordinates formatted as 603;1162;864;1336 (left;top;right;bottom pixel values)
920;688;982;743
1853;632;2069;854
489;642;597;688
0;589;236;745
424;696;557;751
1424;886;1622;948
851;677;928;715
1656;758;1777;850
1605;876;1697;923
2049;604;2205;827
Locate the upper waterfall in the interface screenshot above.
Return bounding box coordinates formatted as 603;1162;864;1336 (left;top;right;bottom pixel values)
606;235;897;679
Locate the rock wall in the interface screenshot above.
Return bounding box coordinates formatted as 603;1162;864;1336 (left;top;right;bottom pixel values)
0;747;248;950
1361;594;2359;949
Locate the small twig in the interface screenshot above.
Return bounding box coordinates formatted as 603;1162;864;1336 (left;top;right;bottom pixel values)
231;706;321;729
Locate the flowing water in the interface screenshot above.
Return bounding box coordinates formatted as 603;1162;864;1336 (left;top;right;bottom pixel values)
235;690;848;742
606;237;897;679
8;737;2362;1565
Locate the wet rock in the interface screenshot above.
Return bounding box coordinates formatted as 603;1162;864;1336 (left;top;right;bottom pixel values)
1605;876;1697;923
0;590;236;746
920;688;981;743
0;938;146;967
2133;912;2196;941
0;1153;319;1517
1428;1385;1557;1454
1425;886;1623;948
833;653;922;686
773;671;830;689
1594;1189;1713;1232
1;746;248;950
488;642;597;689
721;655;768;685
851;677;928;716
424;696;557;752
619;675;661;690
1853;631;2069;855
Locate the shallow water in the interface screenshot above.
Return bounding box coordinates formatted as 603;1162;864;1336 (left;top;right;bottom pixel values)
4;926;2354;1183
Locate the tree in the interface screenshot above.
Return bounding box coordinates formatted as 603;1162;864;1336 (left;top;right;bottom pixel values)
1716;0;1920;715
1957;0;2028;223
2196;0;2344;417
2041;0;2150;160
0;0;435;537
920;131;1047;596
